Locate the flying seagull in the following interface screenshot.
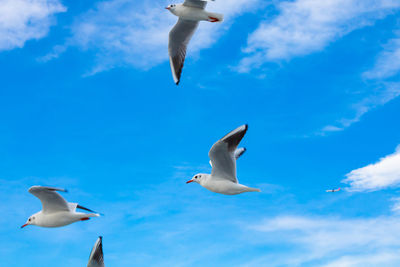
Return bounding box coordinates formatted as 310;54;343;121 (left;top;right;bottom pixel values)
21;186;101;228
326;188;341;193
87;236;105;267
187;124;261;195
166;0;223;85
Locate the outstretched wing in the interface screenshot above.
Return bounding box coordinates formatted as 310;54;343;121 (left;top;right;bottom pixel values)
209;125;248;183
168;19;199;85
28;186;69;213
87;236;104;267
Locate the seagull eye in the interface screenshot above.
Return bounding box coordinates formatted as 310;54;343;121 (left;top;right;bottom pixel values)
28;218;31;221
195;176;198;178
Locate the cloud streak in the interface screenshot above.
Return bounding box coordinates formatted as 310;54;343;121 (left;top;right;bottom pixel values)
0;0;66;51
319;82;400;134
246;215;400;266
363;35;400;80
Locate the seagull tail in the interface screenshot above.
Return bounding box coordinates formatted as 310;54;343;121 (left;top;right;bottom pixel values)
87;213;101;218
247;187;261;193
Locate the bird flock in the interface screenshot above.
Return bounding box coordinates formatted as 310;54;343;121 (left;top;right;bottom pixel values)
19;0;340;265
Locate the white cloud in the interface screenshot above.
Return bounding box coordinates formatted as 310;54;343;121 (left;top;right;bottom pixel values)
343;145;400;192
390;197;400;213
321;253;400;267
246;215;400;266
363;35;400;80
238;0;400;72
0;0;66;51
49;0;259;75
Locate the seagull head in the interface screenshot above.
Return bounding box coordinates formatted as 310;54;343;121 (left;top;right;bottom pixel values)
186;174;205;184
165;4;176;11
21;215;37;228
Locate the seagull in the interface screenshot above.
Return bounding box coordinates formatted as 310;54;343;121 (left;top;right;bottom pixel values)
87;236;105;267
166;0;223;85
21;186;101;228
187;124;261;195
326;188;341;193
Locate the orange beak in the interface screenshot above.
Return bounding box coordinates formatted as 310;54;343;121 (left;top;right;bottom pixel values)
165;7;170;10
21;224;28;228
186;179;194;184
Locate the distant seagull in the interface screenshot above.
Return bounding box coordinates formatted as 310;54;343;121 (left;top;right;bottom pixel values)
326;188;341;193
87;236;105;267
166;0;223;85
21;186;101;228
187;124;261;195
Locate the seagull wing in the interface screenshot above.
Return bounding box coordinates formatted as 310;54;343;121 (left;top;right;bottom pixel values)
28;186;70;214
209;125;248;183
183;0;209;9
234;147;246;159
168;18;199;85
87;236;104;267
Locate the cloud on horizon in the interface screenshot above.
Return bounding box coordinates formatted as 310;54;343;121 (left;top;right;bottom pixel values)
245;215;400;266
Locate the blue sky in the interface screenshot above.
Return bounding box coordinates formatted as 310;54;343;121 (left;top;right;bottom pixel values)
1;0;400;266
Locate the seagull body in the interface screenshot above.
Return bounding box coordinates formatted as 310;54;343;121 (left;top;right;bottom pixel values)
187;125;261;195
167;3;222;22
87;236;105;267
196;175;259;195
166;0;223;85
21;186;100;228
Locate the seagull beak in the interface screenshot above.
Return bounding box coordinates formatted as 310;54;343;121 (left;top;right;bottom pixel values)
165;7;170;10
21;224;28;228
186;179;194;184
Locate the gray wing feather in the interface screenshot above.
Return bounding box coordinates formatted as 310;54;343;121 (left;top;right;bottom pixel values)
28;186;70;213
209;125;248;183
168;19;199;85
183;0;208;9
87;236;104;267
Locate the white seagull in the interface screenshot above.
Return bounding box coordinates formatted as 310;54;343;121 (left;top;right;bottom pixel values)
326;188;341;193
87;236;105;267
21;186;101;228
187;124;261;195
166;0;223;85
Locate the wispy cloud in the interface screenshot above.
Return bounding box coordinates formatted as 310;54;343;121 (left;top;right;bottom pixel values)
390;197;400;213
245;215;400;266
42;0;260;75
363;34;400;80
238;0;400;72
318;29;400;134
343;145;400;192
0;0;66;51
318;82;400;135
